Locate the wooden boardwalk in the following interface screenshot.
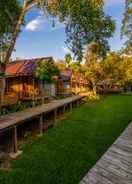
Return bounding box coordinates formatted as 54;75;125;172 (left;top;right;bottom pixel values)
0;95;83;132
0;95;83;154
80;122;132;184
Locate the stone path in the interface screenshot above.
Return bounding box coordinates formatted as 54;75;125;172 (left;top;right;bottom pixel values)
80;122;132;184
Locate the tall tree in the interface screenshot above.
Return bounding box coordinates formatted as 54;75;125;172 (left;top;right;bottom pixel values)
122;0;132;54
0;0;21;107
0;0;21;52
64;0;115;61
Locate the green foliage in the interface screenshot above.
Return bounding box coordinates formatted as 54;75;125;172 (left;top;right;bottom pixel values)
119;56;132;85
100;52;121;81
100;52;132;86
0;95;132;184
85;62;102;81
0;101;33;115
36;58;59;82
0;0;21;52
86;92;100;101
64;1;115;60
39;0;115;61
122;0;132;51
64;53;72;67
84;51;132;91
70;61;83;74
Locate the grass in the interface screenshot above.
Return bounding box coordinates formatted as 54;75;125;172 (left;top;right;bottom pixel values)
0;95;132;184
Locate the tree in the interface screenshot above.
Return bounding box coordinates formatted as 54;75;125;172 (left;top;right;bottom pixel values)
100;52;132;90
65;0;115;61
118;56;132;90
36;58;59;82
122;0;132;53
0;0;21;51
64;53;72;68
85;42;101;67
0;0;21;108
100;52;121;82
85;63;102;95
36;58;59;101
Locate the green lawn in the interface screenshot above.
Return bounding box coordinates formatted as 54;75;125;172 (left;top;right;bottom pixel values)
0;95;132;184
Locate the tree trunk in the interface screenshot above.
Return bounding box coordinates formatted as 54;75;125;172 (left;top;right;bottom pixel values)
0;61;6;111
4;0;29;66
0;0;29;110
93;85;97;96
92;80;97;96
0;76;6;111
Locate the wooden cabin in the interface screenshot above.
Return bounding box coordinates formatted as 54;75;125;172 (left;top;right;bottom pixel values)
97;80;122;94
71;74;89;94
2;58;89;106
56;69;89;95
56;69;72;95
4;57;55;105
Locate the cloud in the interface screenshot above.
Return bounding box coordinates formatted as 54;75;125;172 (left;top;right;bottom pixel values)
25;16;45;31
61;46;71;54
104;0;123;6
25;15;64;32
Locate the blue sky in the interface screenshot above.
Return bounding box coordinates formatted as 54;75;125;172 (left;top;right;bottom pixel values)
12;0;125;60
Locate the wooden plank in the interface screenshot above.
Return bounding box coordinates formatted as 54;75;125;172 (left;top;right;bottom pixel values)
0;95;84;132
80;122;132;184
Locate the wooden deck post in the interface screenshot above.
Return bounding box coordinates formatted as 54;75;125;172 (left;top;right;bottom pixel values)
39;115;43;136
12;126;18;153
32;78;35;107
63;105;66;114
54;109;57;123
76;100;79;107
70;103;72;112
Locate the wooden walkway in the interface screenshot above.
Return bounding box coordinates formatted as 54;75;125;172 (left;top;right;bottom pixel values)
80;122;132;184
0;95;83;154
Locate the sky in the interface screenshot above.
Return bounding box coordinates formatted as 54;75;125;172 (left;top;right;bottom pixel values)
12;0;125;60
